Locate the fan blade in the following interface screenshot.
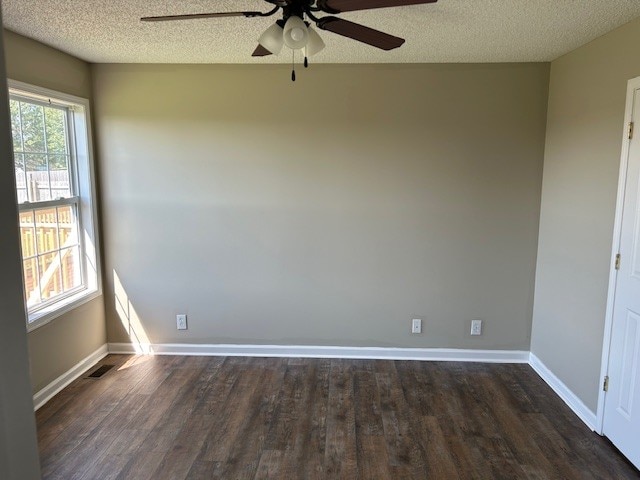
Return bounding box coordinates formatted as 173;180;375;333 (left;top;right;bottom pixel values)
141;11;263;22
317;0;436;13
252;45;273;57
316;17;404;50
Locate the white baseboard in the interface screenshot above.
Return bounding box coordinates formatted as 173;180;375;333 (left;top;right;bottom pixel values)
529;352;597;431
33;344;108;411
108;342;530;363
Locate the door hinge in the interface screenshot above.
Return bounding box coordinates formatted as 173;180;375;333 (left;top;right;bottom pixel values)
615;253;621;270
629;121;634;140
603;375;609;392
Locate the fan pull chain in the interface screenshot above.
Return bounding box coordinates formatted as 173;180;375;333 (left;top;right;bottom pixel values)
304;46;308;68
291;49;296;82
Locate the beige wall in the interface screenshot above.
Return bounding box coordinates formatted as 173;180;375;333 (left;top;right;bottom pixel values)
0;17;42;479
531;17;640;412
94;63;549;350
27;300;107;392
3;29;91;98
2;29;107;393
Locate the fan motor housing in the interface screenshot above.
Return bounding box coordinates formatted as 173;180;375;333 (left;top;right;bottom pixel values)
281;0;315;21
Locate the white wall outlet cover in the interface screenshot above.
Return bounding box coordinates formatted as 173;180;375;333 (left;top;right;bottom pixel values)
176;314;188;330
412;318;422;334
471;319;482;336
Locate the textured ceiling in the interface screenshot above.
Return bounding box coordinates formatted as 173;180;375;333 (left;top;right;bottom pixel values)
2;0;640;64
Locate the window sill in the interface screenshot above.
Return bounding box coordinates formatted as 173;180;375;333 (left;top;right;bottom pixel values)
26;287;102;333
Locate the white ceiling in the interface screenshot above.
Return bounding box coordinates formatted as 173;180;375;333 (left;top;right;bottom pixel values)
2;0;640;64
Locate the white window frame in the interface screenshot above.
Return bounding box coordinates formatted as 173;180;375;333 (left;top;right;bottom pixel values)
9;79;102;332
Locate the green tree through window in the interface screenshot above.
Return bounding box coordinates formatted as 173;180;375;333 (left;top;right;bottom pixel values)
10;99;69;173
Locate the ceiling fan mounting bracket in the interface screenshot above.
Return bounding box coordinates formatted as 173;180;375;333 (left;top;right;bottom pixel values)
282;0;316;22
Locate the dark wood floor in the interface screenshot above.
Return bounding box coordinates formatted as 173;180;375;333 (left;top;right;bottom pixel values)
36;355;639;479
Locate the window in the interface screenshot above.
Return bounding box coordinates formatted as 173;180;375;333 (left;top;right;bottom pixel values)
9;81;100;330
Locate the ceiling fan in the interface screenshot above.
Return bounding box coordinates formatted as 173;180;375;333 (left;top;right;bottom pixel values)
142;0;438;80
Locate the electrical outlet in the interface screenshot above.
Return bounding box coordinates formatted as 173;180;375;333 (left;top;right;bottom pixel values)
176;314;187;330
412;318;422;334
470;319;482;336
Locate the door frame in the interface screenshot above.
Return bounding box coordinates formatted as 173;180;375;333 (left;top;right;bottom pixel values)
596;75;640;434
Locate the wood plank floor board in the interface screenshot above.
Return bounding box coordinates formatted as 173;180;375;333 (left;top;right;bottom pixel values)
476;375;557;476
271;366;314;457
37;355;136;455
36;355;640;479
123;356;178;397
395;362;436;417
376;368;428;478
215;359;287;480
115;451;165;480
263;362;305;451
291;359;330;480
131;362;209;433
149;414;217;480
401;364;531;479
475;436;530;480
417;415;460;479
37;355;164;455
50;362;200;480
357;434;392;480
325;360;359;480
184;460;225;479
353;370;384;436
254;450;284;479
78;452;132;480
520;413;595;480
110;360;214;478
493;364;541;414
203;357;244;416
196;360;279;465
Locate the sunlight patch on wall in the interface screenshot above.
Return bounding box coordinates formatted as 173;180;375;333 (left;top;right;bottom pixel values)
114;270;153;355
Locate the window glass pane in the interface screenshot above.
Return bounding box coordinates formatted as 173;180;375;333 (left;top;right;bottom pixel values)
38;252;63;301
14;153;28;203
48;153;69;170
49;157;72;199
19;211;36;258
19;205;83;311
23;152;47;171
19;102;46;153
35;207;59;254
23;258;40;307
10;99;23;152
23;154;51;202
57;205;78;247
46;107;72;200
12;101;73;203
61;246;82;292
44;107;68;154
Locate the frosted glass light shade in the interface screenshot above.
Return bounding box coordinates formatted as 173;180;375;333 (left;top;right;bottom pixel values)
283;16;308;50
306;27;325;57
259;23;284;55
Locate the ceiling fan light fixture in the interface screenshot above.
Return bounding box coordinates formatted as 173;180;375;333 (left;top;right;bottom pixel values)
306;26;325;56
258;22;284;55
283;15;309;50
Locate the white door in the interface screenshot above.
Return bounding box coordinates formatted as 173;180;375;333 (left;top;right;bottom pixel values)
603;80;640;469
